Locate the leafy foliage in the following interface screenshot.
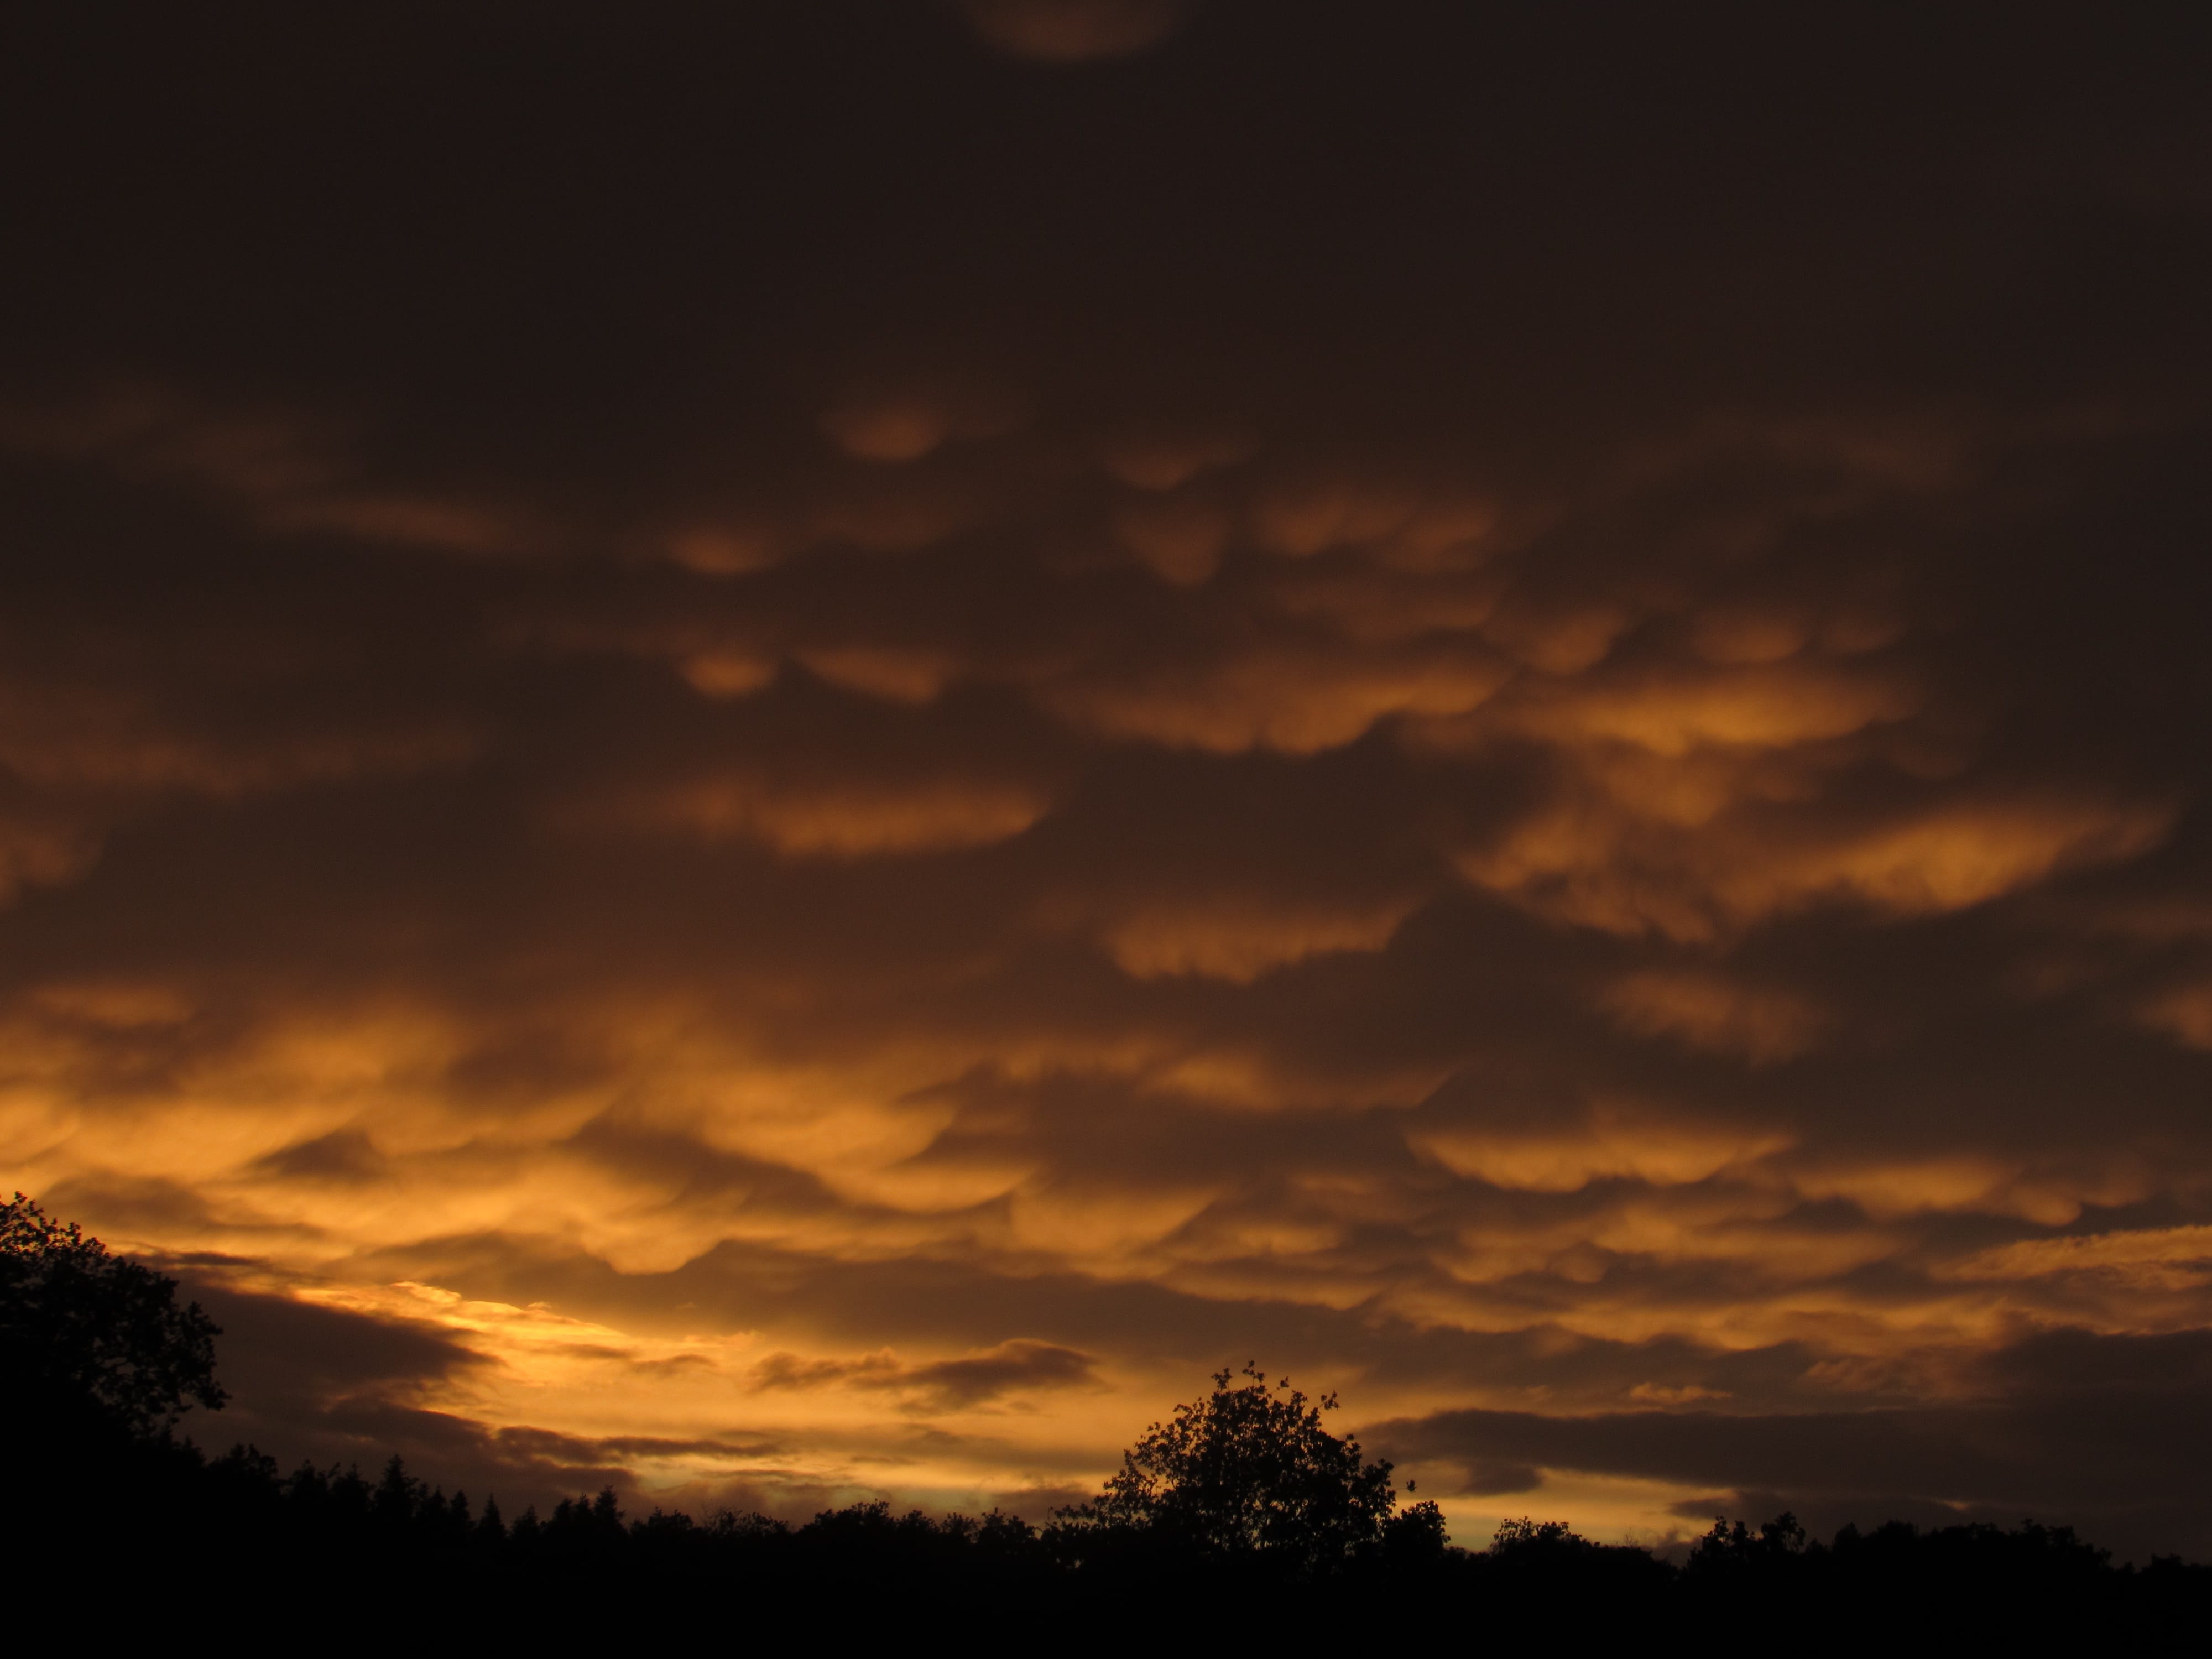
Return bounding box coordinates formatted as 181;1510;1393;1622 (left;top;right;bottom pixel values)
1491;1516;1592;1554
0;1192;226;1437
1047;1361;1425;1573
1689;1510;1810;1573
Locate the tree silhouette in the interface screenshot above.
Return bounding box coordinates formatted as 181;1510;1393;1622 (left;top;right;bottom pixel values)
0;1192;225;1440
1048;1361;1437;1574
1490;1516;1590;1554
0;1200;2203;1638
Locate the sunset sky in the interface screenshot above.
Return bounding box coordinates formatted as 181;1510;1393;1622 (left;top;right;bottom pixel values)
6;1;2211;1559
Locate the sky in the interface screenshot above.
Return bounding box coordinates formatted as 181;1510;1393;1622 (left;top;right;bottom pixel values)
4;0;2212;1559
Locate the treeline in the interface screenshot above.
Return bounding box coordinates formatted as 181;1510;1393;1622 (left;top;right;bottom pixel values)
25;1424;2210;1645
6;1196;2209;1644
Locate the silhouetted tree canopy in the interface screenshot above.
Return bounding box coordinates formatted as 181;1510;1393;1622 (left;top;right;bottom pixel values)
1047;1361;1443;1574
0;1193;225;1439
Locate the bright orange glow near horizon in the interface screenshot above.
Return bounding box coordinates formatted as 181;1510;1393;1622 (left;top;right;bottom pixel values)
4;0;2210;1563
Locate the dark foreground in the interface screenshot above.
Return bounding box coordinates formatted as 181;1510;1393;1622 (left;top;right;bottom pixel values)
4;1197;2204;1647
12;1430;2209;1651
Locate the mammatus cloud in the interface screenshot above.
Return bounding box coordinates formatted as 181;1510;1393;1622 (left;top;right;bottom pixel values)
0;390;531;557
0;805;98;906
4;362;2205;1542
2;1;2210;1558
753;1339;1100;1412
589;772;1051;857
1600;971;1831;1064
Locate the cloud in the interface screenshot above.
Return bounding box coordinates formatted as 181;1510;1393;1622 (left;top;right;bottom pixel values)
751;1348;906;1392
1408;1098;1792;1194
1500;661;1918;757
1458;789;2172;941
1046;641;1510;754
1103;898;1412;982
1601;972;1830;1063
1096;426;1254;492
1115;496;1232;586
793;645;962;705
754;1339;1100;1412
958;0;1191;64
0;804;99;906
1369;1329;2212;1560
611;772;1051;857
2141;983;2212;1050
0;389;531;556
184;1278;488;1404
4;0;2211;1555
1942;1225;2212;1294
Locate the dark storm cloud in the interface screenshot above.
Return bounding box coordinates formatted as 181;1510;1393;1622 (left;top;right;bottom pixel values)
184;1280;486;1402
752;1338;1099;1412
1370;1329;2212;1560
3;0;2211;1548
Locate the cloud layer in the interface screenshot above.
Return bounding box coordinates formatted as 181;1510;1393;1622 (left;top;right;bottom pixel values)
3;3;2211;1553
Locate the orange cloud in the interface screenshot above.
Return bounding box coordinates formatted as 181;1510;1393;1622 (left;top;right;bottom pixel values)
820;400;954;463
665;524;787;577
794;645;961;704
678;650;780;699
1501;662;1918;756
754;1339;1099;1411
1115;496;1232;586
1603;972;1830;1063
1480;604;1632;676
11;7;2212;1557
2140;983;2212;1050
605;773;1051;857
1461;791;2171;940
1097;425;1254;491
1103;898;1413;982
818;380;1026;463
1690;606;1813;666
0;809;100;906
1411;1100;1793;1194
1046;642;1509;753
1;388;533;556
1942;1224;2212;1292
